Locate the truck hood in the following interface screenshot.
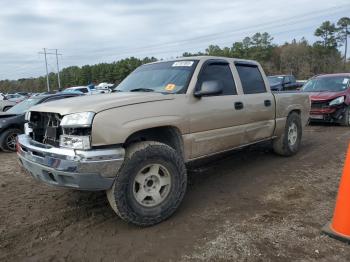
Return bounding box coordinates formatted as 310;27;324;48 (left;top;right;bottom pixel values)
29;92;175;115
307;91;347;101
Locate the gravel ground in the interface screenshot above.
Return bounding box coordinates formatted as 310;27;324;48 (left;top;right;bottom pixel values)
1;125;350;261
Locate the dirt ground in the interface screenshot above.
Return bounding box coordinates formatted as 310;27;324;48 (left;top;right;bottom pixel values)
1;125;350;261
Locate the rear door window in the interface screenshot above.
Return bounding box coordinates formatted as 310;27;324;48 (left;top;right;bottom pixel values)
235;64;266;94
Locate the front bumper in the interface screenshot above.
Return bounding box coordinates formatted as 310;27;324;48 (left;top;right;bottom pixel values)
17;134;125;190
310;105;347;123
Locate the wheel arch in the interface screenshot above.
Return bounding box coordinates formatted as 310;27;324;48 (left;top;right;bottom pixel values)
0;124;23;134
124;125;185;160
289;109;301;116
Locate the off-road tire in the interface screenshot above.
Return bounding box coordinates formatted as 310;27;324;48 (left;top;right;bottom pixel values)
106;141;187;226
273;112;302;156
0;128;21;152
340;106;350;127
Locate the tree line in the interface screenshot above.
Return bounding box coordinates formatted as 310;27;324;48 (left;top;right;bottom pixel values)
0;17;349;93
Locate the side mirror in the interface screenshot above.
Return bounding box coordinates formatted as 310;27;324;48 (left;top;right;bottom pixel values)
194;80;223;98
283;80;291;86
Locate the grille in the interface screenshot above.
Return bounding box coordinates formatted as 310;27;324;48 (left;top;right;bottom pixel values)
29;112;63;147
311;101;329;109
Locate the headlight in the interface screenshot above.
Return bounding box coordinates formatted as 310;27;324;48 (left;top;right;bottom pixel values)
25;111;31;121
329;96;345;106
59;135;91;150
60;112;95;127
24;123;33;136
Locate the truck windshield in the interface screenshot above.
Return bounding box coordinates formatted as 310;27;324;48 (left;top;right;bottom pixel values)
268;76;283;85
115;60;198;94
7;97;41;114
302;76;350;92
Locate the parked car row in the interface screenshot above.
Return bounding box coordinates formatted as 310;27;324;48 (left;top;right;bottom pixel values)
267;73;350;126
0;84;114;112
64;85;111;95
267;75;303;91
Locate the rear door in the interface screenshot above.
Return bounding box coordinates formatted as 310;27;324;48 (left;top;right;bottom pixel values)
234;62;275;143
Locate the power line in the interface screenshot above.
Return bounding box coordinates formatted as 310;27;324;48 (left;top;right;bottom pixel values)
65;3;350;60
63;11;347;64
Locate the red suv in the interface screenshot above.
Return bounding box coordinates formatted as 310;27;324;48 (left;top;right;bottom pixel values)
302;73;350;126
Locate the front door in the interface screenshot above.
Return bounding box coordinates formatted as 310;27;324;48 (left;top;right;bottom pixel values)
189;60;246;159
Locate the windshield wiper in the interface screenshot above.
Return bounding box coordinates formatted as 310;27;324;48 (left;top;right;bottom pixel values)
130;88;155;92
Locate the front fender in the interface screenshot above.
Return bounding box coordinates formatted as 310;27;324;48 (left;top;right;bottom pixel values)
91;99;188;147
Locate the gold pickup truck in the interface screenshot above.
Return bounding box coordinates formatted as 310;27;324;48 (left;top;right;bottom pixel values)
17;57;310;226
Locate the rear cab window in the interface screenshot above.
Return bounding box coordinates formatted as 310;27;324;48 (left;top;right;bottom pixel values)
235;63;266;94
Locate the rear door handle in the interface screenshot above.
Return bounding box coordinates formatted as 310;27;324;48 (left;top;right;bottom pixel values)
234;102;244;110
264;100;272;107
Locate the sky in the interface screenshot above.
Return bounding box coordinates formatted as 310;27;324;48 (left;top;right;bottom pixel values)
0;0;349;80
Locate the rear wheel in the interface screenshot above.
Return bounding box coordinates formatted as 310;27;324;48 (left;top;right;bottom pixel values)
273;112;302;156
340;106;350;127
106;141;187;226
0;128;21;152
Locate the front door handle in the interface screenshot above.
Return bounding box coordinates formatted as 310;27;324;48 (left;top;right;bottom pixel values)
264;100;272;107
234;102;244;110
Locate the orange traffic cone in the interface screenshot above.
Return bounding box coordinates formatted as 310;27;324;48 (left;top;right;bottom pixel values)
322;144;350;243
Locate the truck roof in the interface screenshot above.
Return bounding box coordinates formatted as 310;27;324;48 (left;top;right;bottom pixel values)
147;56;260;66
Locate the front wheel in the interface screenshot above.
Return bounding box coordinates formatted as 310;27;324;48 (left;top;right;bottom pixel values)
107;141;187;226
0;128;21;152
340;106;350;127
273;112;302;156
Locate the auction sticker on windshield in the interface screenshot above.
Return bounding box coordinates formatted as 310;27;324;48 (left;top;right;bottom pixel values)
172;61;194;67
165;84;176;91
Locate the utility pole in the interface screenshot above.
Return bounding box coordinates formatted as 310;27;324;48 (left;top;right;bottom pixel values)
38;48;62;92
39;48;50;92
54;49;61;90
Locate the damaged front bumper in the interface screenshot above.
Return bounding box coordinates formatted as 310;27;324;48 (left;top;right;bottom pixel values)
17;134;125;191
310;104;347;123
